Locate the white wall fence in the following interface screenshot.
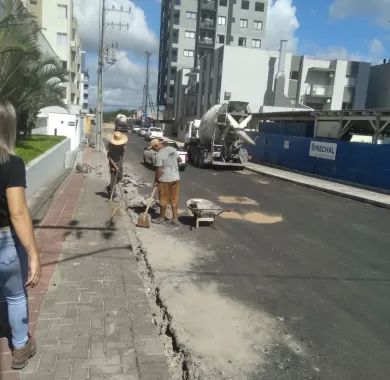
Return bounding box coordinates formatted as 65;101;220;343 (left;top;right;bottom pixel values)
26;138;71;199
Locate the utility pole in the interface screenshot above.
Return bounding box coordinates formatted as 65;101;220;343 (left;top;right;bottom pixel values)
143;51;152;116
95;2;131;150
142;51;156;122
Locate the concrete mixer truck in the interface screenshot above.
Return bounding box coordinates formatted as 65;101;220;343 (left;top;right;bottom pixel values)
114;114;129;133
185;101;255;169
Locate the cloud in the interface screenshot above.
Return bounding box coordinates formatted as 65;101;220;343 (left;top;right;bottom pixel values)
305;38;388;64
74;0;159;56
263;0;300;52
88;51;157;110
369;38;385;56
329;0;390;27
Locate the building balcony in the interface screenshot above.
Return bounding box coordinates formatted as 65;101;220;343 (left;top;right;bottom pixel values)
305;85;333;98
200;0;216;11
199;18;215;29
198;37;214;46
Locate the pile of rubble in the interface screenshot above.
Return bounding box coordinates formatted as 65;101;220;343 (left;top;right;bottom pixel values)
119;164;157;209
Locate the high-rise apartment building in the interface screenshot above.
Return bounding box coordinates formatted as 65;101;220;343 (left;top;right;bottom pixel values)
157;0;268;117
80;51;89;112
24;0;82;107
194;45;370;115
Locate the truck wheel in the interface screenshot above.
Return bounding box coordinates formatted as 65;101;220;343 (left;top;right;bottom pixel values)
179;166;186;172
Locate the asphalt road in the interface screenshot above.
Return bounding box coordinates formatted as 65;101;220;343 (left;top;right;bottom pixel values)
125;134;390;379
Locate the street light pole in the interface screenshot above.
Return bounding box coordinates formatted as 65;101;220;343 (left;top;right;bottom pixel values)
96;0;106;151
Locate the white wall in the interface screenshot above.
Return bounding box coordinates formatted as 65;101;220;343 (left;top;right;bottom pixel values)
45;113;80;150
220;46;279;112
331;60;348;109
26;138;71;199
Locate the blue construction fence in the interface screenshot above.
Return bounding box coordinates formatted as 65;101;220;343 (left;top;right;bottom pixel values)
246;133;390;191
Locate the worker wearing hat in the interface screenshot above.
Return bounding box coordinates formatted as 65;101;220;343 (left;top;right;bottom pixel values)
106;131;128;198
149;139;182;226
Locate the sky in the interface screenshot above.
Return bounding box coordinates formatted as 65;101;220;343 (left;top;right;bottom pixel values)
73;0;390;111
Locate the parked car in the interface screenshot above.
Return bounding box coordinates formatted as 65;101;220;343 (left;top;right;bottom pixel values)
132;124;141;134
145;127;164;141
138;127;148;137
143;140;187;171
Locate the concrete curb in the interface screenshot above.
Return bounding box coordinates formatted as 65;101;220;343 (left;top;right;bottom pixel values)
245;166;390;210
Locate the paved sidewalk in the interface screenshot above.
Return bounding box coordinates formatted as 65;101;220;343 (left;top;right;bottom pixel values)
246;162;390;209
0;148;169;380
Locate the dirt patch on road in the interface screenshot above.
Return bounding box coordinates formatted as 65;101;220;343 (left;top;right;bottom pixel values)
221;210;283;224
218;196;259;205
135;226;306;379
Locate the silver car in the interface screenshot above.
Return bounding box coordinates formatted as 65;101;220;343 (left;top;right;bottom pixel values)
143;141;187;171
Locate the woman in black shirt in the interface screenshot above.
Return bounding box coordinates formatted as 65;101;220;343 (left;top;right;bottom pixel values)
0;101;40;369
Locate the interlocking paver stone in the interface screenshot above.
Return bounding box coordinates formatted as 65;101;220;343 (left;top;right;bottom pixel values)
0;147;170;380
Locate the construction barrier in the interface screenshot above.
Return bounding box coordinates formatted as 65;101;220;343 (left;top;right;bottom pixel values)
247;133;390;191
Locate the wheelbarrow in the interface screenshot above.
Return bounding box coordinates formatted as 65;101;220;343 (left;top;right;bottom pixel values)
186;198;225;228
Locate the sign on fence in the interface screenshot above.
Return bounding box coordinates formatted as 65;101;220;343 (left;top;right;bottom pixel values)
309;141;337;160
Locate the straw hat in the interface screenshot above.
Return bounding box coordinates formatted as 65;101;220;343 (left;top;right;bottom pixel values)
110;131;128;146
148;138;161;150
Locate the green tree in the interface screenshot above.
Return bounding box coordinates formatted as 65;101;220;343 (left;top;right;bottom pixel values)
0;0;68;135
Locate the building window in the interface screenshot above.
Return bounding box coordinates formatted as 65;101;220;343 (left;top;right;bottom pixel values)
241;0;250;10
238;37;247;46
171;48;178;62
185;30;196;38
173;10;180;25
290;70;299;80
219;0;227;6
218;16;226;25
170;85;175;98
251;39;261;48
186;11;197;19
253;20;263;30
61;60;67;70
255;2;265;11
184;49;194;57
57;4;68;19
218;34;225;44
57;33;68;47
174;0;181;5
29;0;37;4
172;29;179;43
239;19;248;28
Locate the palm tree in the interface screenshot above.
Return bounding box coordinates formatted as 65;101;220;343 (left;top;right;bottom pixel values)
0;0;68;135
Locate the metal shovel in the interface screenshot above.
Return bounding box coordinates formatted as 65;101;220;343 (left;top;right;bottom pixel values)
136;185;158;228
